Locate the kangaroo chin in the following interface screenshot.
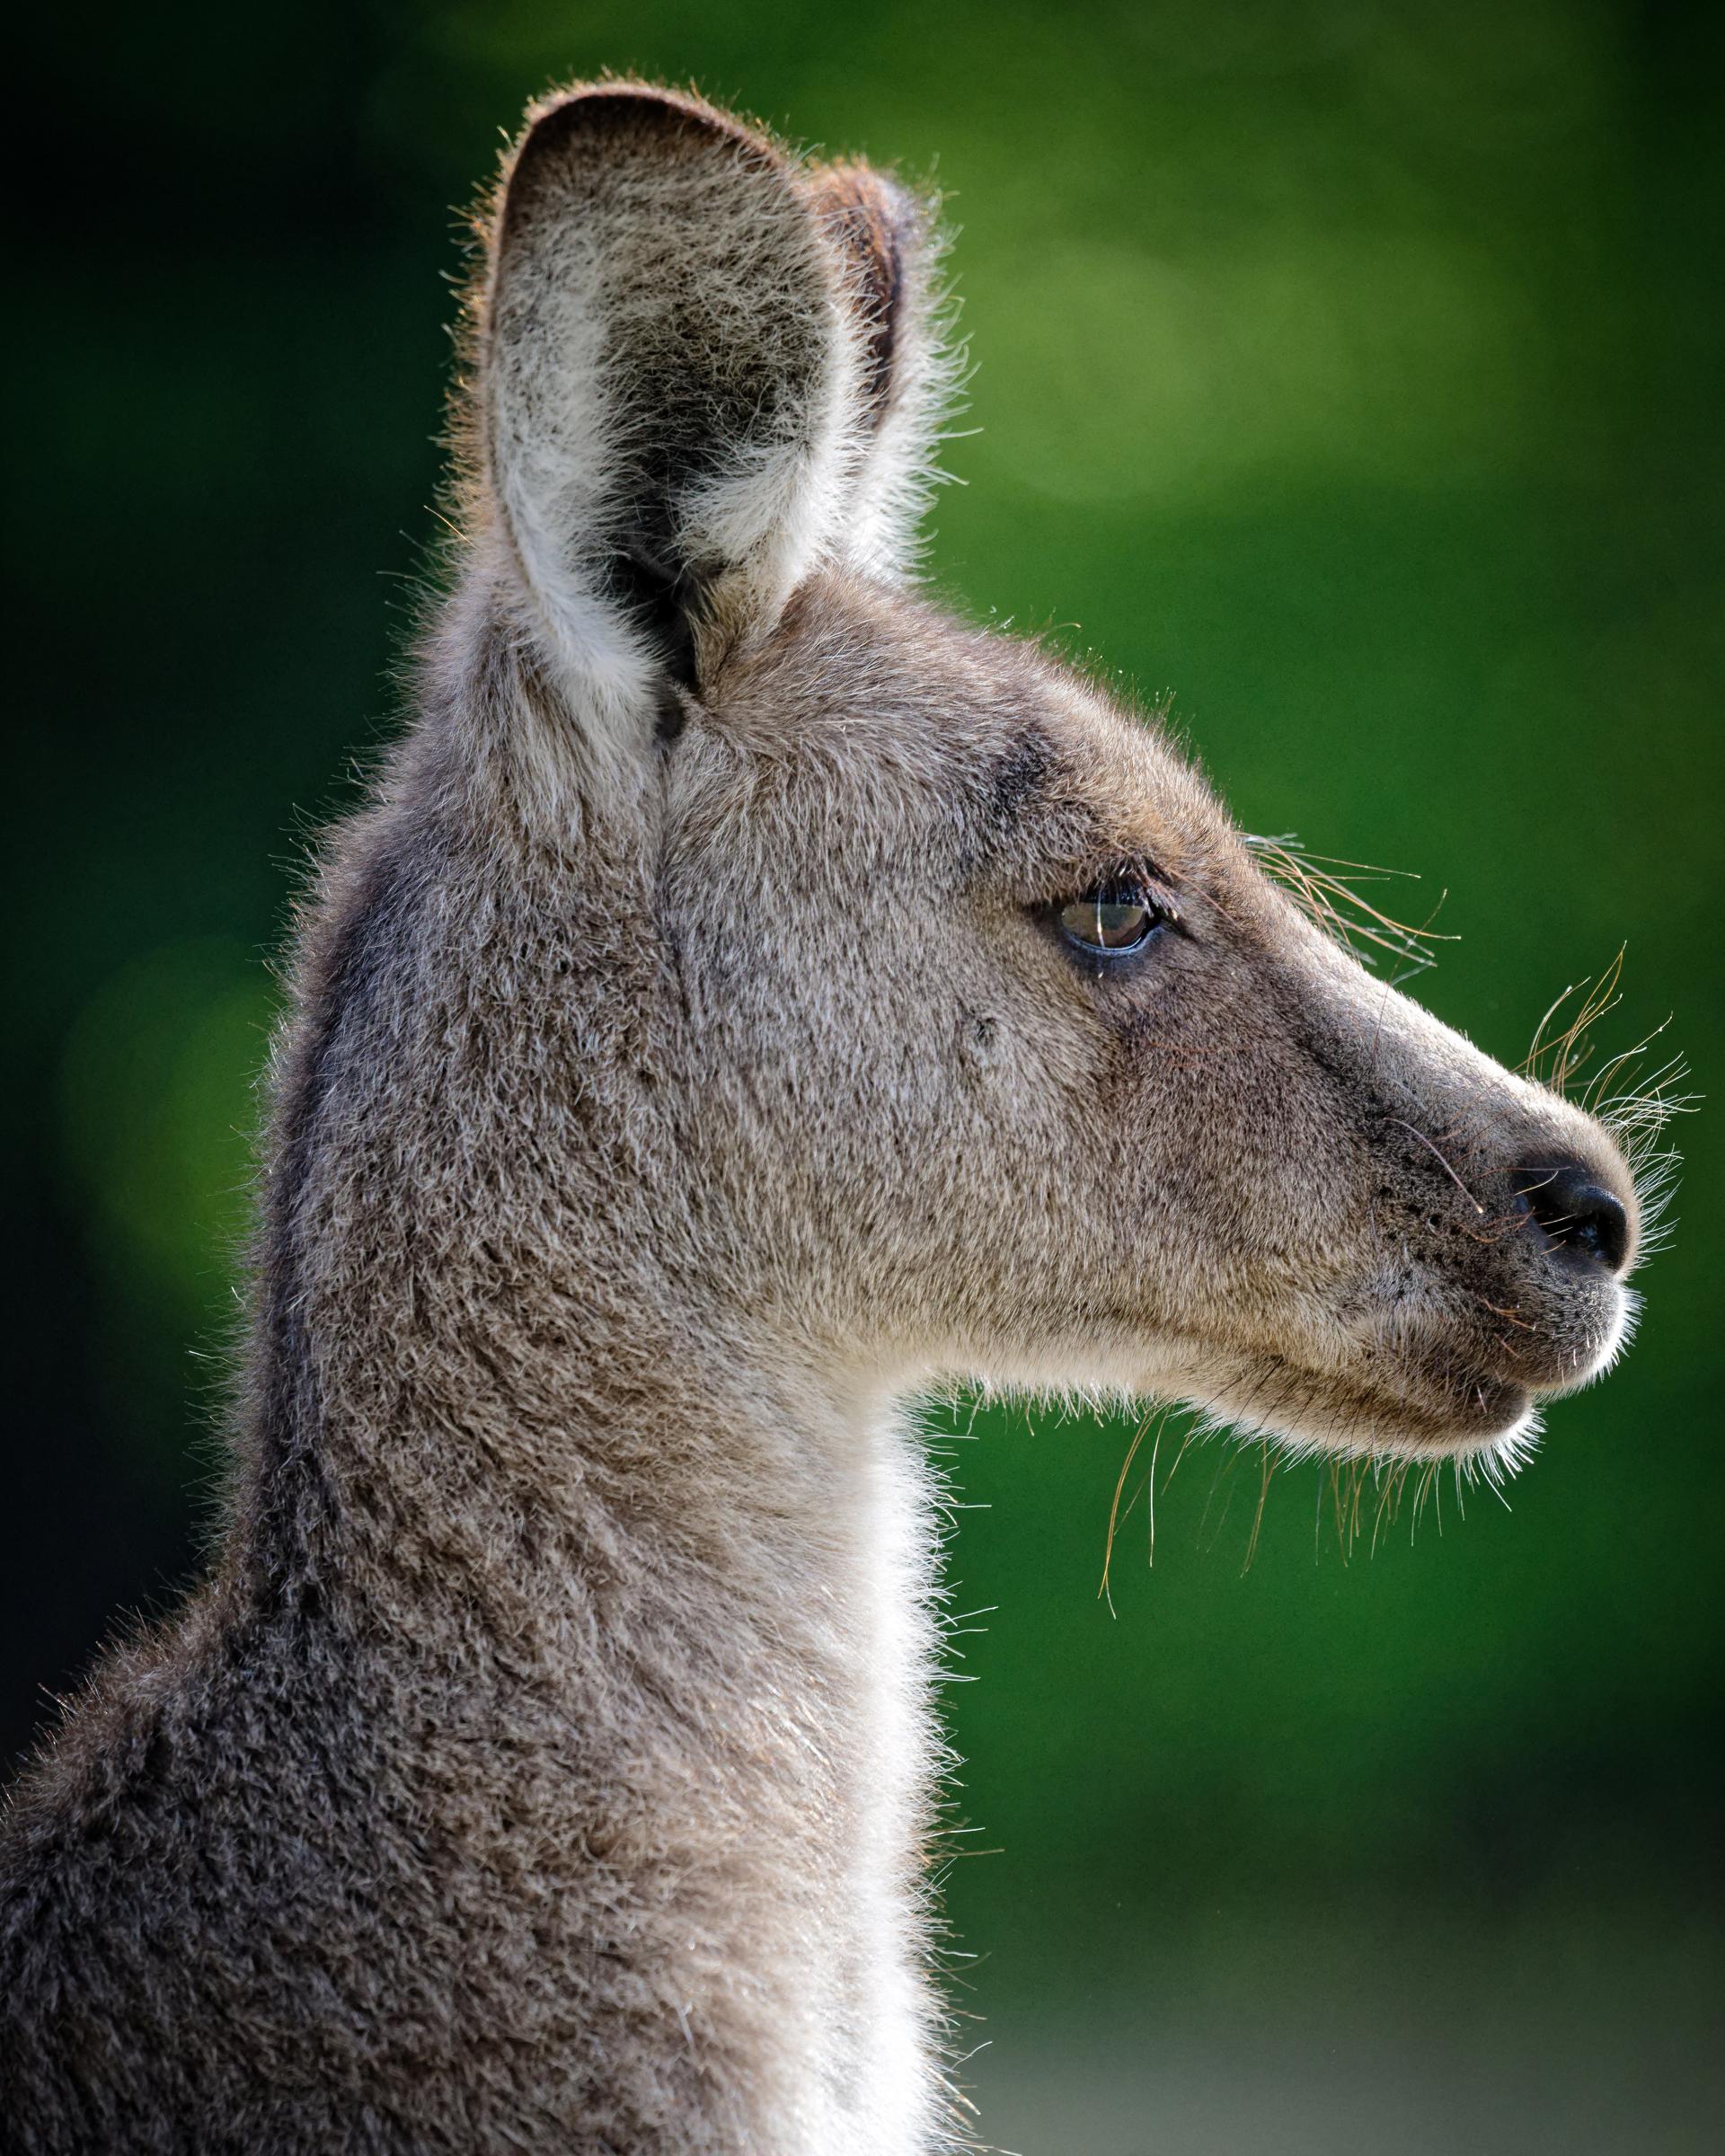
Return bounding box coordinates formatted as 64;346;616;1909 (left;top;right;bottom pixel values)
0;78;1648;2156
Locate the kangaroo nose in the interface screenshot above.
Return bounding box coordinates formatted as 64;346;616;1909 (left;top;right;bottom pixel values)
1513;1160;1632;1274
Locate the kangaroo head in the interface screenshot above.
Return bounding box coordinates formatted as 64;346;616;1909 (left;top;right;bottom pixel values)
443;82;1638;1469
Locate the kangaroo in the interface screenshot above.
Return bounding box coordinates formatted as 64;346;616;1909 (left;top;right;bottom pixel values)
0;82;1645;2156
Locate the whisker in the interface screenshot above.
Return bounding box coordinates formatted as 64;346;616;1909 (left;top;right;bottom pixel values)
1243;833;1455;976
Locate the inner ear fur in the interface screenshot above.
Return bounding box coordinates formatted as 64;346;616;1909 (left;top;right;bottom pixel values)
801;159;953;581
475;87;842;742
470;84;951;760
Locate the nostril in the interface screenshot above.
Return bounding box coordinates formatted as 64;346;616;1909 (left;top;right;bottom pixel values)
1512;1161;1632;1275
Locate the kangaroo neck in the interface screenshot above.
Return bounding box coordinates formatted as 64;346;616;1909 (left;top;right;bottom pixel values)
228;1206;947;2151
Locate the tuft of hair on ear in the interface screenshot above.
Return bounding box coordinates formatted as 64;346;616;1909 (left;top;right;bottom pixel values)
802;158;962;582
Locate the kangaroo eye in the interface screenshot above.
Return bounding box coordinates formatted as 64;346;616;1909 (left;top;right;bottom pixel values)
1056;876;1172;957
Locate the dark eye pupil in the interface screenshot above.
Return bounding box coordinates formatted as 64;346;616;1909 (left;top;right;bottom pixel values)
1057;880;1160;953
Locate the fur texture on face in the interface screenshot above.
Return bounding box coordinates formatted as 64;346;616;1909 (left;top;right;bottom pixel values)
655;581;1638;1463
0;80;1644;2156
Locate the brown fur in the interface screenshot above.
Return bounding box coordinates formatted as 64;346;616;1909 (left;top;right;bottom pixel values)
0;83;1641;2154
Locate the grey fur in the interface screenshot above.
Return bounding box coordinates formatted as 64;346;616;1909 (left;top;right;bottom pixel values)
0;83;1641;2155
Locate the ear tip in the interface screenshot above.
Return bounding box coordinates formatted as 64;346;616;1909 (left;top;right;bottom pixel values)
510;81;780;180
805;159;929;237
805;159;940;301
804;161;937;423
494;83;791;254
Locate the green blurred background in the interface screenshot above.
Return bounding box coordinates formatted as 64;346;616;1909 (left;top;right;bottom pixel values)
9;3;1721;2149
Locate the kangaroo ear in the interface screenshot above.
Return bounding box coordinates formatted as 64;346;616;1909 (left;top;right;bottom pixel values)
477;85;864;756
803;161;955;582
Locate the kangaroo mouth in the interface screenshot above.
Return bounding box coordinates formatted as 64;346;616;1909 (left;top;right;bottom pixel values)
1116;1268;1628;1469
1196;1351;1536;1464
1195;1284;1630;1467
1160;1302;1607;1463
1232;1266;1634;1464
